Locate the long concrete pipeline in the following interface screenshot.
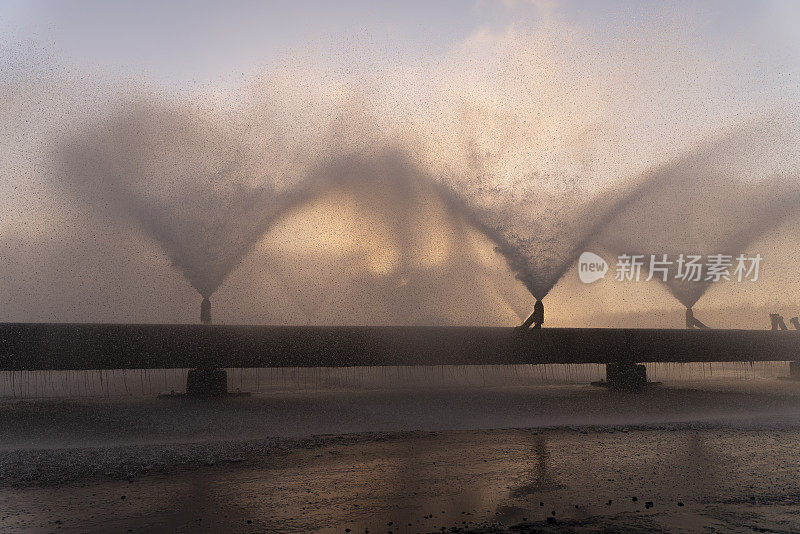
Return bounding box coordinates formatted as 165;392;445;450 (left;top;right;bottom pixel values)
1;323;798;371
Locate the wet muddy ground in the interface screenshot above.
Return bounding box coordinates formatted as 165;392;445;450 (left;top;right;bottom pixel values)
2;374;800;532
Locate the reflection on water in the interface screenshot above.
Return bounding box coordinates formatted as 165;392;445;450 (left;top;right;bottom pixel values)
4;427;799;532
3;362;800;532
496;434;567;526
510;435;565;495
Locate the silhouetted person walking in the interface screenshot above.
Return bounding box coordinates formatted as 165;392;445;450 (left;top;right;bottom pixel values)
791;317;800;330
685;307;709;329
520;300;545;329
770;313;788;330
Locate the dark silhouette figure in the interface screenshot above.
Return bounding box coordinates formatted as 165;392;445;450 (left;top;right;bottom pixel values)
520;300;545;329
685;307;709;329
770;313;788;330
200;297;212;325
791;317;800;330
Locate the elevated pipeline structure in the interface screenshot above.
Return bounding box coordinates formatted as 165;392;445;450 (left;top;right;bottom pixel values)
2;324;799;383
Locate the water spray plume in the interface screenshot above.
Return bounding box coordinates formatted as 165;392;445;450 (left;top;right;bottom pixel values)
598;120;800;309
61;100;321;305
6;13;798;325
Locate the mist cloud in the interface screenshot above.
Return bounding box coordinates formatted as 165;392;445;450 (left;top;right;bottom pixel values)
1;9;798;324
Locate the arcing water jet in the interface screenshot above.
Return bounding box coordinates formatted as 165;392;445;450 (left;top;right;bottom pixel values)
434;141;715;325
439;119;798;328
62;101;321;321
598;122;800;321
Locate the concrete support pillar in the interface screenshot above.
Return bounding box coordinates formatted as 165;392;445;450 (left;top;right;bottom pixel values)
186;368;227;396
606;362;647;390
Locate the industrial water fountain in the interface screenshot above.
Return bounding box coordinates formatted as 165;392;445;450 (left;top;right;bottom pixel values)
595;124;800;386
63;101;321;396
441;121;800;387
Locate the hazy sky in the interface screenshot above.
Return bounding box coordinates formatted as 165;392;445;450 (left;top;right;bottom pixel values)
1;1;799;326
2;0;798;86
